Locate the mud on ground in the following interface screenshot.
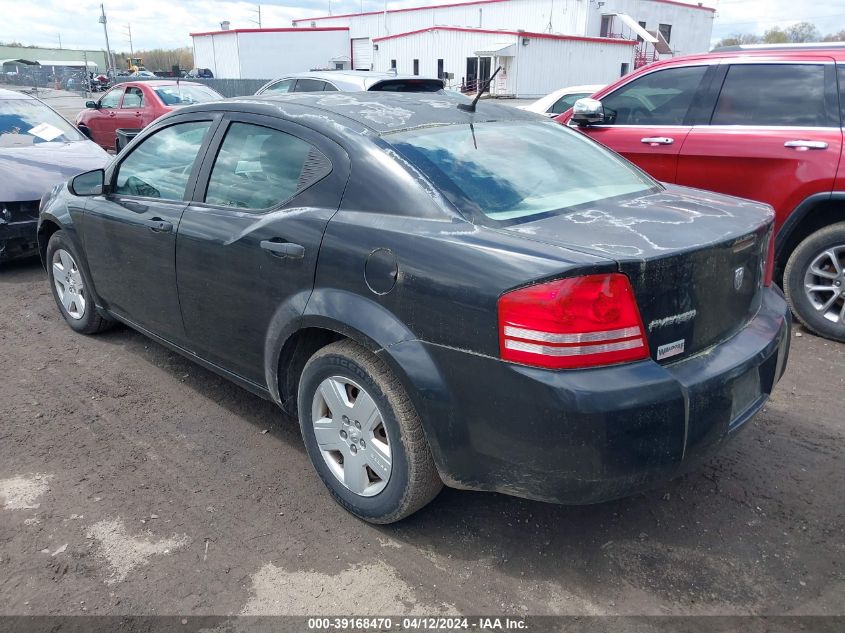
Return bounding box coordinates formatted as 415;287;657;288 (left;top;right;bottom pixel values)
0;258;843;617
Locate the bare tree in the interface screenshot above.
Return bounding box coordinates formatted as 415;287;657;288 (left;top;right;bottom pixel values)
785;22;821;43
116;47;193;72
762;27;790;43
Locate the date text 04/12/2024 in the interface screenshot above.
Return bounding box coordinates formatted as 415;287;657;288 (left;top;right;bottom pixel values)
307;617;528;630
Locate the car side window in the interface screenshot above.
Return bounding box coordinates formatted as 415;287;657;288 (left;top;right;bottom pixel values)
600;66;707;125
265;78;294;93
322;82;338;91
99;88;123;109
294;79;326;92
204;122;329;210
550;92;588;114
121;87;143;108
114;121;212;200
712;64;830;127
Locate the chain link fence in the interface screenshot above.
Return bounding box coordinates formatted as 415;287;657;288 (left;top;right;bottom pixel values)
2;73;270;99
110;77;269;98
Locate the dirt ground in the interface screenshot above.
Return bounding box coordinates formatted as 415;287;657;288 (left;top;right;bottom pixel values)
0;256;843;620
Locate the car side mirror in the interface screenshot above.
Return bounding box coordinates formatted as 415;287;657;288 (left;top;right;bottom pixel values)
70;169;106;196
85;100;99;109
571;98;605;126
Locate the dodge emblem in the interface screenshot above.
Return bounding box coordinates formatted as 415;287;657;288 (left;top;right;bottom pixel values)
734;267;744;290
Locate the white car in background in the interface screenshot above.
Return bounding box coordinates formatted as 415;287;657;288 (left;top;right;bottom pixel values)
519;84;603;117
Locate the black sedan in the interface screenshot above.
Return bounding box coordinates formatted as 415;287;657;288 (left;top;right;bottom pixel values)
0;88;108;263
38;92;790;523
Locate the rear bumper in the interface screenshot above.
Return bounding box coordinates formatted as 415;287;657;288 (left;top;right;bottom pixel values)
399;287;790;504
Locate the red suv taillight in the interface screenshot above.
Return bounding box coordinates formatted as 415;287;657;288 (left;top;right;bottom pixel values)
498;273;650;369
763;230;776;287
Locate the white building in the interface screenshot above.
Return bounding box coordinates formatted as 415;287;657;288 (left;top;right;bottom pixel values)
190;27;352;79
371;28;635;97
291;0;715;97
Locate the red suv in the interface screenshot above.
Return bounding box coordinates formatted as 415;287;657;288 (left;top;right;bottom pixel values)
558;44;845;342
76;81;222;152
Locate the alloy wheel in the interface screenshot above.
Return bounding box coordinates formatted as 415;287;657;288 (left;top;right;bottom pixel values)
52;248;86;320
311;376;392;497
803;245;845;324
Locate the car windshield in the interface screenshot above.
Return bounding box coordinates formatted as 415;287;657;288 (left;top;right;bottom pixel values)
0;98;85;146
389;120;658;223
154;85;221;106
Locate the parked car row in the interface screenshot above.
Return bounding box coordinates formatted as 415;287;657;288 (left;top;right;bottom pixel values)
255;70;446;95
6;45;844;524
36;85;791;523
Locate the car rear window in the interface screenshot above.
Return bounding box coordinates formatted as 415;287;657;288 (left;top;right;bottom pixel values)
389;121;658;223
369;79;444;93
154;84;221;106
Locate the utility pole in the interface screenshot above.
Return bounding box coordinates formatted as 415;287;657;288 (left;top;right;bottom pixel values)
249;4;262;28
98;4;116;77
82;50;91;97
124;23;134;61
57;33;62;49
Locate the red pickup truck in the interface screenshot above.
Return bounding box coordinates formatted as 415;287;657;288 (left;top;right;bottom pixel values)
558;44;845;342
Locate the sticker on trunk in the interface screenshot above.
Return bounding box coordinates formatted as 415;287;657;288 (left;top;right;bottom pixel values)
656;339;685;361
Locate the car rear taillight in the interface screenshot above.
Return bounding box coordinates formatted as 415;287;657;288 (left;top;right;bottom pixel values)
763;230;776;287
498;273;650;369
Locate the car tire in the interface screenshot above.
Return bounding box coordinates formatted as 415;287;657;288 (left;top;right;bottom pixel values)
297;340;442;523
46;231;114;335
784;222;845;342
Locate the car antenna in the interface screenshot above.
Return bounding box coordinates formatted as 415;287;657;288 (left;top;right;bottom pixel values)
458;66;502;113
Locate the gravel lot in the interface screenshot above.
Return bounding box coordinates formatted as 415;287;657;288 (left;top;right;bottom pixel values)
0;256;843;619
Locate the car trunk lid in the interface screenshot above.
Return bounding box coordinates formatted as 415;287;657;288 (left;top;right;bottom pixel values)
498;185;774;363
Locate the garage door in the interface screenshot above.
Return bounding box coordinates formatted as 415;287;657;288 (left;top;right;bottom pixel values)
352;38;372;71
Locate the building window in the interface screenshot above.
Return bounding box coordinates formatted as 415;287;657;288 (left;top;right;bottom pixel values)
637;21;646;43
390;59;396;70
413;59;419;76
659;23;672;43
620;62;630;76
437;58;444;79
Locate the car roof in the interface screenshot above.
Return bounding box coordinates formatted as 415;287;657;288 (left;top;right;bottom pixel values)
217;91;540;136
261;70;443;91
584;45;845;104
553;84;604;95
633;45;845;71
121;80;207;87
711;42;845;53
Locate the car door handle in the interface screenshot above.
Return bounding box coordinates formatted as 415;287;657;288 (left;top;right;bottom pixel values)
260;240;305;259
784;140;828;150
640;137;674;145
144;217;173;233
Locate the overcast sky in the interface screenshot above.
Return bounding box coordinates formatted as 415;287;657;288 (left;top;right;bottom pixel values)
0;0;843;52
